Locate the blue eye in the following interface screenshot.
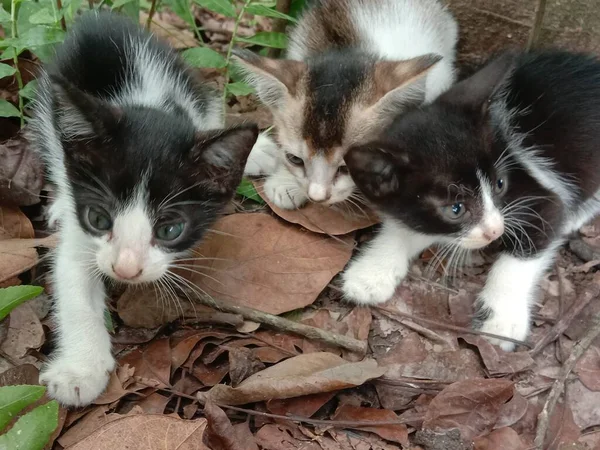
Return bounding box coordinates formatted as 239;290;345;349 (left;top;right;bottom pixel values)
155;222;185;241
440;202;468;221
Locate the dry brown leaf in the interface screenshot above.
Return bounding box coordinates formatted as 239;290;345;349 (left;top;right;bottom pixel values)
473;427;527;450
186;213;353;314
228;347;266;387
255;424;324;450
205;352;386;405
136;392;172;414
0;362;38;385
0;303;44;366
461;335;535;374
332;404;409;445
0;206;34;239
545;403;581;450
422;378;514;441
93;365;143;405
0;235;57;284
0;136;43;206
566;379;600;430
202;401;258;450
118;338;172;389
576;345;600;391
494;392;529;429
58;405;112;448
67;414;209;450
267;392;336;417
254;180;378;235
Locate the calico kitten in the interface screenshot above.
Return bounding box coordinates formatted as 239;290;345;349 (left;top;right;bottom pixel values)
342;50;600;350
236;0;458;209
29;11;258;406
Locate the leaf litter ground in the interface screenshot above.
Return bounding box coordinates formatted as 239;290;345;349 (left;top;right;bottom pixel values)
2;4;600;450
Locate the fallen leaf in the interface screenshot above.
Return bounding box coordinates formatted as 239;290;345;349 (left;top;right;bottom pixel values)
0;363;38;385
0;303;44;366
0;206;34;239
93;365;142;405
332;404;409;445
0;236;57;284
255;424;323;450
254;180;378;235
545;403;581;450
203;401;258;450
0;136;43;206
461;335;534;374
576;345;600;391
228;347;266;387
118;338;172;389
205;352;386;405
186;213;353;314
494;392;529;429
422;378;514;441
414;428;470;450
327;427;401;449
566;378;600;430
112;326;161;345
267;392;336;417
136;392;172;414
473;427;526;450
67;414;209;450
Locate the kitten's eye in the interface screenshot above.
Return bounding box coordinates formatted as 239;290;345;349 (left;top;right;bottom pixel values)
286;153;304;167
155;222;185;242
495;178;506;193
440;202;468;221
86;206;112;231
337;165;349;176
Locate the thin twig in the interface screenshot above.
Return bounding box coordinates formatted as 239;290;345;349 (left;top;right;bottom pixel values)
146;0;160;30
375;306;532;348
555;264;566;362
527;0;548;50
180;288;368;354
10;0;24;127
267;0;292;58
55;0;67;31
534;313;600;449
530;281;600;357
374;309;451;345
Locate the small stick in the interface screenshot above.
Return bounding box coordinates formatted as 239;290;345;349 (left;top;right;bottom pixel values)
534;313;600;449
530;281;599;357
55;0;67;31
375;306;531;348
527;0;548;50
374;309;451;345
146;0;160;30
181;288;367;354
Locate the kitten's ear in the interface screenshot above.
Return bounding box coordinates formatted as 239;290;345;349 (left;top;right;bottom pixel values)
192;124;259;194
48;73;120;140
370;54;442;115
437;52;517;109
232;49;306;108
344;143;408;200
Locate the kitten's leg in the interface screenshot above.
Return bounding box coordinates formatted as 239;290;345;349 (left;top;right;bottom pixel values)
244;132;280;176
474;250;556;351
263;164;308;210
342;221;436;305
40;229;115;407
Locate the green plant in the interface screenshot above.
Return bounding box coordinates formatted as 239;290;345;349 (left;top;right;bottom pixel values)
0;285;59;450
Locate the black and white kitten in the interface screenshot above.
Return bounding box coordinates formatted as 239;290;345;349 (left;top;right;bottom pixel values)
29;11;258;406
342;50;600;350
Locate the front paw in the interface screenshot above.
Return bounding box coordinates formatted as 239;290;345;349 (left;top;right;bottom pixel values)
40;355;115;407
341;263;399;305
473;303;530;352
264;176;307;210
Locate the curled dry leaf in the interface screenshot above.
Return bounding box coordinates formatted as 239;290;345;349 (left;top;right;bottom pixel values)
494;391;529;429
205;352;386;405
118;338;172;389
0;235;57;285
332;404;409;445
67;414;209;450
254;180;379;235
461;335;534;375
0;303;44;367
0;206;34;239
228;347;266;387
185;213;353;314
0;136;43;206
203;401;258;450
473;427;527;450
576;345;600;391
422;378;514;441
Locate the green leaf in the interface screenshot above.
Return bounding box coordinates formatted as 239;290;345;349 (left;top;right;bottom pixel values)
18;26;65;49
245;4;297;23
0;285;44;321
237;31;287;49
193;0;235;17
29;8;59;25
168;0;195;27
181;47;226;68
104;309;115;333
20;79;38;100
0;385;46;430
0;400;59;450
226;81;254;96
0;62;16;80
120;0;140;19
0;5;10;23
0;99;21;118
111;0;135;8
236;178;265;204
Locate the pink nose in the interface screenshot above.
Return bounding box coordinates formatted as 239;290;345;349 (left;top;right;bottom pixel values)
483;223;505;242
112;249;143;280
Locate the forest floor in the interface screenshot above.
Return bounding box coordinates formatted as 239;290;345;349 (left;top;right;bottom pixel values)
1;1;600;449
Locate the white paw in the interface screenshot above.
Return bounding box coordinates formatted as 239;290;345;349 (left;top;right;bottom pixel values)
477;309;530;352
40;356;115;407
244;133;279;176
341;263;400;305
264;176;307;210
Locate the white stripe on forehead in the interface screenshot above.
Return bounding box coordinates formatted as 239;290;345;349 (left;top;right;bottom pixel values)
477;169;496;215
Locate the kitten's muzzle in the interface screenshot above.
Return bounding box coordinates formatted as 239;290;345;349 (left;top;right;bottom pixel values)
307;183;331;202
112;248;143;281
